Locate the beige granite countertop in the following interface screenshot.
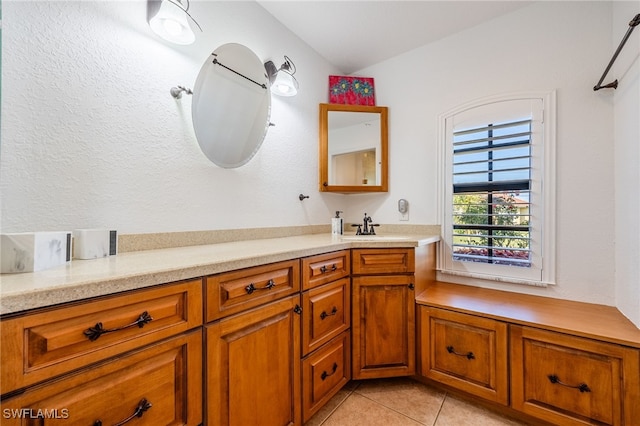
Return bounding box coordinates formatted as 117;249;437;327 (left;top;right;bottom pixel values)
0;232;440;316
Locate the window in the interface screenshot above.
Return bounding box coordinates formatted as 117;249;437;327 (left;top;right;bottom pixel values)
439;93;556;286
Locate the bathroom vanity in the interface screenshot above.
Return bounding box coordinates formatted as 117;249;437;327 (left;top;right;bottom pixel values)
1;231;639;426
0;232;436;426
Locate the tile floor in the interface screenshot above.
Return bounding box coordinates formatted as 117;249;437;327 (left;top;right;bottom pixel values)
304;378;531;426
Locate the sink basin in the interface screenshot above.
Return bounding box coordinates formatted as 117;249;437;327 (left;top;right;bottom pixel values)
340;235;412;241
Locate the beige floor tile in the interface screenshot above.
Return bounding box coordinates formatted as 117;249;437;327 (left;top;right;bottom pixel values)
304;387;355;426
354;378;445;425
435;395;529;426
322;393;424;426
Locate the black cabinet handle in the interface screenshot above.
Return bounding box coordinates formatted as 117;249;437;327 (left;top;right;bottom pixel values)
93;398;152;426
547;374;591;393
320;264;338;273
446;345;475;360
408;283;415;290
321;363;338;380
320;306;338;320
84;311;153;342
245;279;276;294
293;305;302;315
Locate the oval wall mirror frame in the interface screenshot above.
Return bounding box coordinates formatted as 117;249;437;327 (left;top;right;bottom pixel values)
192;43;271;168
319;103;388;193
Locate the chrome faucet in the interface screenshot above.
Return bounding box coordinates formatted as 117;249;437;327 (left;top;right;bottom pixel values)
352;213;380;235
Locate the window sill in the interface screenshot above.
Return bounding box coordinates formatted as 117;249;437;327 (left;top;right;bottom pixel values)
437;269;555;288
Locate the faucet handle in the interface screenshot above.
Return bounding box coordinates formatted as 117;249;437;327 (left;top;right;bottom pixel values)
370;224;380;235
351;224;362;235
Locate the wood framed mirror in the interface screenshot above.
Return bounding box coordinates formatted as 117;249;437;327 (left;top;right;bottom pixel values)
319;103;388;193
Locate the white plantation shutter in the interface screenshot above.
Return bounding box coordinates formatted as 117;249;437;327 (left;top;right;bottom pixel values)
452;119;532;267
440;93;556;286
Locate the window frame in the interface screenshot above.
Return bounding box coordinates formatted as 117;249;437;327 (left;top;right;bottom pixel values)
437;92;556;286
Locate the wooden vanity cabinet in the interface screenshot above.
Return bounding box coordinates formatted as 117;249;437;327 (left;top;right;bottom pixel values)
205;295;301;426
1;330;202;426
300;251;351;422
511;325;640;426
0;280;204;425
419;306;508;405
1;279;203;396
351;248;416;379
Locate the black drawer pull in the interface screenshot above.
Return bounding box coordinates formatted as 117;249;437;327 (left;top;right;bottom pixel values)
245;279;276;294
320;264;338;273
547;374;591;393
84;311;153;342
94;398;152;426
321;363;338;380
320;306;338;320
446;345;475;360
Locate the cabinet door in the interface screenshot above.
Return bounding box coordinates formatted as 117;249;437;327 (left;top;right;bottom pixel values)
511;325;640;425
352;275;415;379
206;295;301;426
419;307;508;405
0;330;202;426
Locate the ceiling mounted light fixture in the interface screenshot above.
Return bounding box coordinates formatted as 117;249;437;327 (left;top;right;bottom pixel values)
148;0;201;45
265;56;299;97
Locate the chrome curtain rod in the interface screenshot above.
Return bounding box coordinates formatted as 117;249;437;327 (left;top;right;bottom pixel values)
593;13;640;91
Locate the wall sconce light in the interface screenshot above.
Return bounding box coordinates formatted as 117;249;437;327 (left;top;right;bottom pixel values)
264;56;299;97
148;0;202;45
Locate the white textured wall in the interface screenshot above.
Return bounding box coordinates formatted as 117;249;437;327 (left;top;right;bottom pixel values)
2;1;635;312
0;1;343;234
613;1;640;327
353;1;618;306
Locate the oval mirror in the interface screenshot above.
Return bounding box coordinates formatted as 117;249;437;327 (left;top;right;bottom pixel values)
192;43;271;168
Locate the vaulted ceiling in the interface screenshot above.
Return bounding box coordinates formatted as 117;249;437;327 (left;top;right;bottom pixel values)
258;1;532;74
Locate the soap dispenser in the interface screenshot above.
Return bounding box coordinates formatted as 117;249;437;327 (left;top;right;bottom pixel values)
331;211;344;235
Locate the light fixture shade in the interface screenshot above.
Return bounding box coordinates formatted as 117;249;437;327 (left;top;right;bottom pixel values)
271;70;299;97
149;0;195;45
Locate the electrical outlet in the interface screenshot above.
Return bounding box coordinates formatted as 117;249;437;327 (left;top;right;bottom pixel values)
399;211;409;221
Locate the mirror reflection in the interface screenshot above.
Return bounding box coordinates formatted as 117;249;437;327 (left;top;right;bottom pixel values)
192;43;271;168
328;111;381;186
319;104;388;192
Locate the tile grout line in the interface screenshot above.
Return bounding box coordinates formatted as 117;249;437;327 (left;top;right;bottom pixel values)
351;390;438;425
317;386;358;425
431;392;448;426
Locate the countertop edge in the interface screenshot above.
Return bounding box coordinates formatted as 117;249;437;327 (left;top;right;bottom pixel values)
1;233;440;316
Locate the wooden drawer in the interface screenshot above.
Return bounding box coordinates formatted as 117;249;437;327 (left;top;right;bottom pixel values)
302;331;351;423
419;307;508;405
301;250;350;290
301;277;350;355
205;259;300;322
511;325;640;425
0;330;202;425
352;248;414;275
1;280;202;395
